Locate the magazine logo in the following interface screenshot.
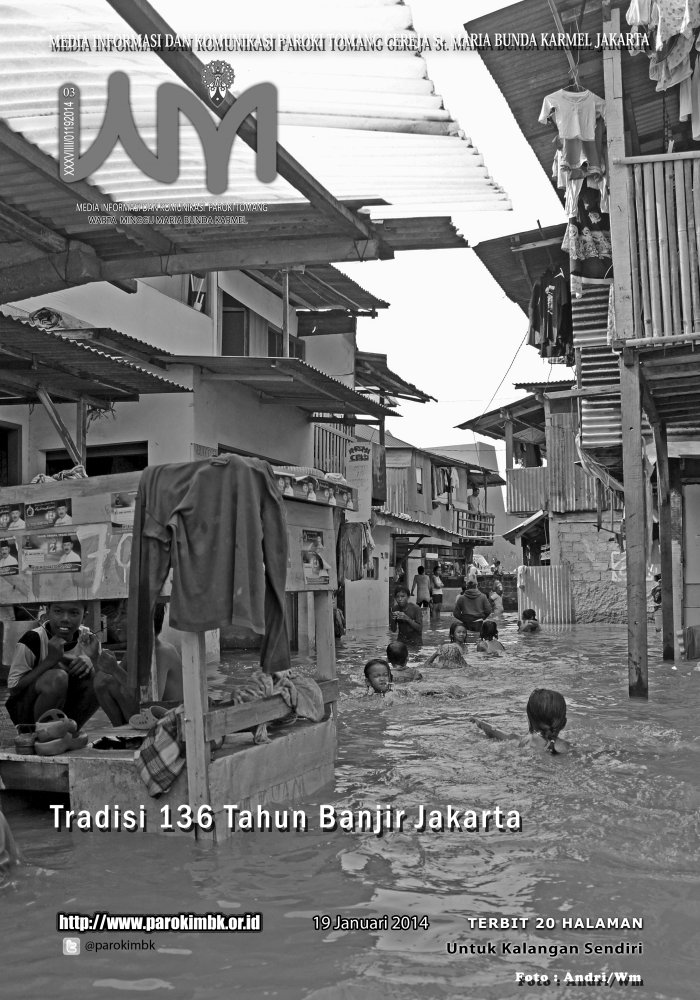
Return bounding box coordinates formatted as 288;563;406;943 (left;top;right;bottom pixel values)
201;60;235;107
59;71;277;193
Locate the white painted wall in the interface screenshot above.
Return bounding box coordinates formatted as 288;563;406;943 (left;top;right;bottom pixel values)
13;281;215;356
344;523;391;630
304;333;356;386
192;373;313;467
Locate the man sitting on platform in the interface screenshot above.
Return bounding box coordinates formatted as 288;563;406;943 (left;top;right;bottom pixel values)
93;602;184;726
5;600;99;728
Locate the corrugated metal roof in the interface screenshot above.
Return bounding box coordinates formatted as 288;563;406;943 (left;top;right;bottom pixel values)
150;354;396;418
355;351;435;403
456;394;547;449
0;312;189;403
467;0;688;193
243;264;388;312
472;224;568;314
0;0;510;216
372;507;466;541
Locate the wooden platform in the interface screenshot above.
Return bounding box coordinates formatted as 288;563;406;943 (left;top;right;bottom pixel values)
0;717;336;839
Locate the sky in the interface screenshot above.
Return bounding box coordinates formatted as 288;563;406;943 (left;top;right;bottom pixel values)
339;0;569;463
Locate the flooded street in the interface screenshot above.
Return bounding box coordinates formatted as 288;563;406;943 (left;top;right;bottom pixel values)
3;619;700;1000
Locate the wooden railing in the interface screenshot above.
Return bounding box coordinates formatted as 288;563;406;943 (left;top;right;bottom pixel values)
624;154;700;339
454;509;495;542
506;467;549;515
313;421;353;475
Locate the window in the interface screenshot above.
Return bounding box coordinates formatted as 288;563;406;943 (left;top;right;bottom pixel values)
221;293;248;356
267;326;305;360
187;273;208;313
46;442;148;477
415;466;423;495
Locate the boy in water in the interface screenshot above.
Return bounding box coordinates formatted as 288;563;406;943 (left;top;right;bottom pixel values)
364;658;393;695
6;600;99;728
389;585;423;646
386;640;422;682
470;688;572;755
518;608;541;633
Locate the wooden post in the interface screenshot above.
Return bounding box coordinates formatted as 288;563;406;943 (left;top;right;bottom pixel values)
602;6;635;341
36;387;82;467
620;352;648;696
179;630;214;841
670;460;684;660
313;590;336;718
76;399;88;468
504;418;514;471
282;269;290;358
653;421;674;659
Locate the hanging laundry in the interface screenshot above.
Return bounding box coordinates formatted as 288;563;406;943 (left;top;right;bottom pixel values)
127;454;291;686
539;89;607;222
336;522;364;581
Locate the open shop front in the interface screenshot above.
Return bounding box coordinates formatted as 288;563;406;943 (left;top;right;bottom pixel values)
0;459;349;840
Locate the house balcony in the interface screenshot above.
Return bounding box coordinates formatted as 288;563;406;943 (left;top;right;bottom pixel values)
506;467;549;516
452;506;495;543
624;153;700;342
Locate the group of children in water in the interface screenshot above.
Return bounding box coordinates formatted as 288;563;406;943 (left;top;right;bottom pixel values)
365;593;571;755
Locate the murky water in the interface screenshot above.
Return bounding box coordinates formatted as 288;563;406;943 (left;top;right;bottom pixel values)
3;618;700;1000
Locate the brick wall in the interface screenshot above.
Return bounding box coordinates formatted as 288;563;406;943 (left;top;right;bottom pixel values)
552;512;627;623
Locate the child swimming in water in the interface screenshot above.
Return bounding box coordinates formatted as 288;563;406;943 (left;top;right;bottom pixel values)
423;622;469;668
475;620;506;655
386;641;422;682
518;608;541;633
470;688;572;755
364;658;393;695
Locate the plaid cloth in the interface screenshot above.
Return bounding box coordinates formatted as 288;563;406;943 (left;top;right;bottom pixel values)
135;707;186;797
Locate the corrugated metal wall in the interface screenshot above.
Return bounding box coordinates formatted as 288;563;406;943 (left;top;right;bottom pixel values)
506;466;549;515
547;409;599;511
518;565;572;624
572;280;623;450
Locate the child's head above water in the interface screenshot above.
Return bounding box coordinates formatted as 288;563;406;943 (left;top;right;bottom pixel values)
480;620;499;640
448;621;468;643
364;658;393;694
386;641;408;667
526;688;567;753
522;609;537;621
393;585;410;607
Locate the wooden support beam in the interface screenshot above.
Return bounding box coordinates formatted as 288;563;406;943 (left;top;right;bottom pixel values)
0;199;68;252
653;421;675;659
36;387;82;467
100;238;391;281
179;631;214;842
620;353;648;696
0;245;102;304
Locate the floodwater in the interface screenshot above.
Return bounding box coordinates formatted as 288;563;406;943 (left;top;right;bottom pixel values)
2;618;700;1000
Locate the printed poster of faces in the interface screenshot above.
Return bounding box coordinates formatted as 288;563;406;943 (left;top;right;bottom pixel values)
111;491;137;533
24;498;73;529
0;538;19;576
21;532;82;573
301;529;330;585
0;502;26;532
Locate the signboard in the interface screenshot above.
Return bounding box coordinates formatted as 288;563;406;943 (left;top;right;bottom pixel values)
344;440;372;522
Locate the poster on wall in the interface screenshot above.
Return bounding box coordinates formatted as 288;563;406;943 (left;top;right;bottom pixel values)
344;440;372;522
0;538;19;576
0;502;25;532
21;532;82;573
300;528;331;585
24;498;73;529
110;491;137;533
